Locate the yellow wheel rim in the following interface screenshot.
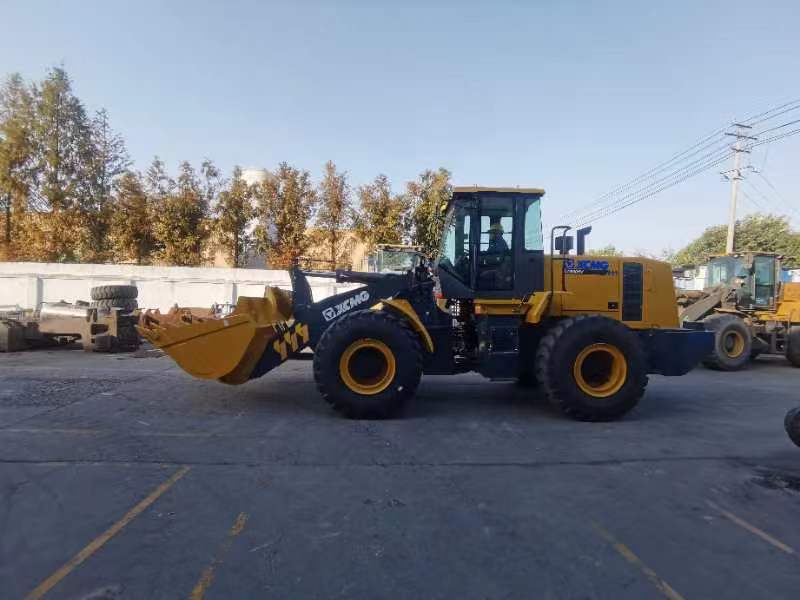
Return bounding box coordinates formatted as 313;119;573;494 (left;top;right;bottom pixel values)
573;343;628;398
339;338;396;395
722;330;745;358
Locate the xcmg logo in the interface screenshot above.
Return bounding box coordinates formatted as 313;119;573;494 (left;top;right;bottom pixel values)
322;290;370;322
564;259;612;275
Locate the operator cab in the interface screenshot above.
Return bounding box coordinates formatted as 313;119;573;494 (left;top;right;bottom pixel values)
706;252;779;309
436;187;545;299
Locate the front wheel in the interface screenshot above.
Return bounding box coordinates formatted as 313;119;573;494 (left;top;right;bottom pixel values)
535;316;648;421
702;313;751;371
313;310;423;419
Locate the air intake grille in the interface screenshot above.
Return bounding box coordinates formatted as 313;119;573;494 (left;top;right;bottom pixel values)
622;263;643;321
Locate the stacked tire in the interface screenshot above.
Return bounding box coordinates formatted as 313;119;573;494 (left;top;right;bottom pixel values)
89;285;138;313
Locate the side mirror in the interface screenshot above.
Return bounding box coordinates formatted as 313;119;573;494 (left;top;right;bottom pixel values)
555;235;574;255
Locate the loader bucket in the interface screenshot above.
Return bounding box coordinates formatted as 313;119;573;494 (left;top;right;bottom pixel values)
137;287;296;384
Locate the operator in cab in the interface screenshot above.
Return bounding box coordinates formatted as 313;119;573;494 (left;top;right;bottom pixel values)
487;222;509;253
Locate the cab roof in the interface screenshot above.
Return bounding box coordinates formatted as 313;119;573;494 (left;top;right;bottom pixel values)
452;186;545;195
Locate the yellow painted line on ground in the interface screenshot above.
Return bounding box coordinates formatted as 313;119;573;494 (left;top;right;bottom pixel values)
189;512;249;600
706;500;795;555
25;465;191;600
593;524;686;600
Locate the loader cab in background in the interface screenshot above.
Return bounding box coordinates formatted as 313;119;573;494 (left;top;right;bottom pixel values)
436;187;545;299
706;253;780;309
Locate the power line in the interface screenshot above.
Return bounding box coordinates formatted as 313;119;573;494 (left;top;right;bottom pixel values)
746;126;800;150
740;188;765;211
556;98;800;229
751;117;800;137
748;175;800;219
557;128;729;222
576;124;800;227
741;97;800;126
756;171;791;205
572;144;734;226
573;149;734;227
743;179;779;212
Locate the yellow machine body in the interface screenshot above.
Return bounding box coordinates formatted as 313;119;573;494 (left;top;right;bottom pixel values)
471;255;680;329
754;282;800;323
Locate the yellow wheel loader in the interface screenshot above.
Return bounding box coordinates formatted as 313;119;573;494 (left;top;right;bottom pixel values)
138;187;713;421
678;252;800;370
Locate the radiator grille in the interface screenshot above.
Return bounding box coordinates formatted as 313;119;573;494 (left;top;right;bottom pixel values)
622;263;643;321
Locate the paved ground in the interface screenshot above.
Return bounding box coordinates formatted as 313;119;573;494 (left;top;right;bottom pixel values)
1;347;799;600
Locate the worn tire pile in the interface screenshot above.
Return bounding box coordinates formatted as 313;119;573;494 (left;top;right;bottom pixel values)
89;285;138;312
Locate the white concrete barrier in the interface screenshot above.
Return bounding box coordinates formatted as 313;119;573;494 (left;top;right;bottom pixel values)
0;262;355;311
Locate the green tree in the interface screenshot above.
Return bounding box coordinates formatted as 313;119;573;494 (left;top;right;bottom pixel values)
315;160;352;268
80;108;130;262
253;162;316;269
0;73;35;259
110;171;154;264
153;161;210;266
588;244;624;256
353;174;407;250
406;168;451;257
673;214;800;267
200;159;222;207
17;67;94;261
145;156;174;200
215;166;254;267
30;67;91;212
143;156;173;259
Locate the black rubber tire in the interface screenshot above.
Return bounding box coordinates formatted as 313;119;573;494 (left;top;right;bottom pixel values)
117;325;141;349
785;407;800;447
90;298;138;312
90;285;138;301
702;313;752;371
313;309;423;419
516;370;538;388
534;315;648;421
787;326;800;368
93;335;114;353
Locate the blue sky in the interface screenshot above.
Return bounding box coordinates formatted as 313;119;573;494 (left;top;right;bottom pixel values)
2;0;799;253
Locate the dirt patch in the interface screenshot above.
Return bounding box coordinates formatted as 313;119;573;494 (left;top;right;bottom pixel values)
0;376;123;407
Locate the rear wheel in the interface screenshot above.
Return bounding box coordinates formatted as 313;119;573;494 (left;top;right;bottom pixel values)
535;316;648;421
313;310;423;419
702;313;751;371
787;326;800;367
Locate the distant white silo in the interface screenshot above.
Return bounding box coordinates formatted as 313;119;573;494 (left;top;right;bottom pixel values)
238;168;271;268
241;168;269;187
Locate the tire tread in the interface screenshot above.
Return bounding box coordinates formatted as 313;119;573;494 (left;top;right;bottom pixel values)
313;309;423;419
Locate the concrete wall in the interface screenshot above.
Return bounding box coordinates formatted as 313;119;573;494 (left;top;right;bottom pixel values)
0;262;355;311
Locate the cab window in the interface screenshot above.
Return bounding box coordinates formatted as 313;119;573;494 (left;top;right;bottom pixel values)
523;197;543;251
477;196;514;291
439;203;472;285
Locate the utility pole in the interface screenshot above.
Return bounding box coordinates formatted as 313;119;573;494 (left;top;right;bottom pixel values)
721;124;757;254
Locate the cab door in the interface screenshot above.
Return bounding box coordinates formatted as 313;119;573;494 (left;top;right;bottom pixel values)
752;255;777;308
514;194;545;296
